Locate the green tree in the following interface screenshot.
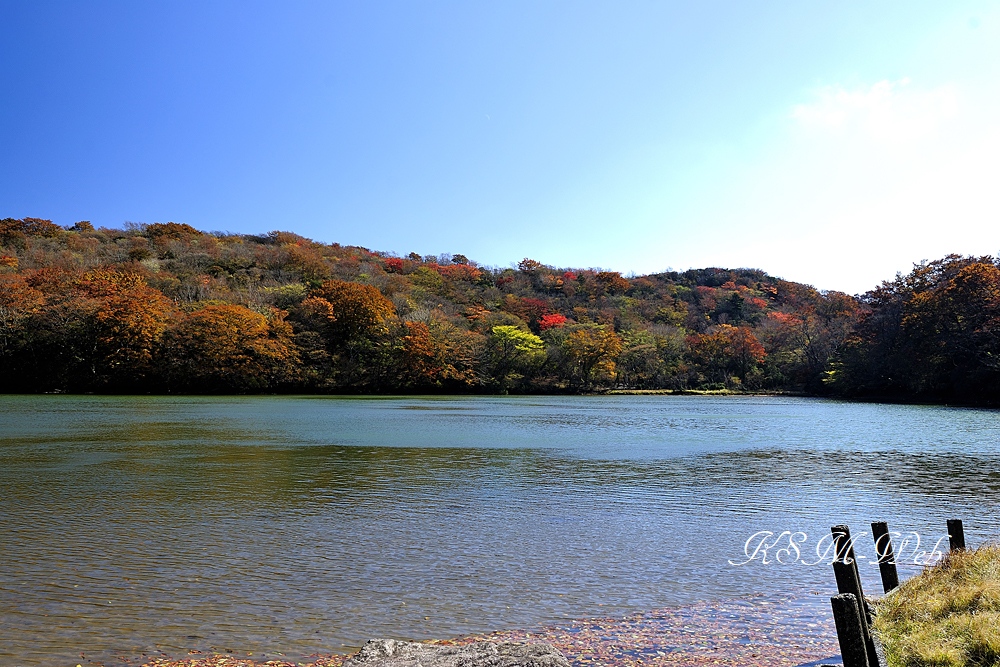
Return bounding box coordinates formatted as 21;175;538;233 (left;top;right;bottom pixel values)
486;325;544;391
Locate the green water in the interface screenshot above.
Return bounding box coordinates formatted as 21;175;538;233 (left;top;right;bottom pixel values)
1;395;998;665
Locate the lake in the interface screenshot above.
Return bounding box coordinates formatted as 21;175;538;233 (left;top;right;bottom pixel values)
2;395;999;666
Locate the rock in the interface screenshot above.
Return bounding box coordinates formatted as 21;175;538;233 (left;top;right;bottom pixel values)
342;640;570;667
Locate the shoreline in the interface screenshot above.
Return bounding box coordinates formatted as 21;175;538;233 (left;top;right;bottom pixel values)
130;595;837;667
600;388;807;397
8;390;1000;411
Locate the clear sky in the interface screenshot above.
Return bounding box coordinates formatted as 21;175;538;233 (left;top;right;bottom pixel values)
3;1;999;294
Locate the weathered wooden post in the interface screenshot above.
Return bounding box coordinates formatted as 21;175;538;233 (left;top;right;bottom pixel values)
831;593;870;667
831;525;883;667
832;560;879;665
832;525;869;623
871;521;899;593
947;518;966;551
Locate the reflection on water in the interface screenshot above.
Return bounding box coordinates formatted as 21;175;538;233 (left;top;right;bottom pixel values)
1;395;999;666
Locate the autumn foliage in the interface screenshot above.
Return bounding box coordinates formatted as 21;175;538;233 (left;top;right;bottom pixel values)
160;305;299;392
0;215;885;396
827;255;1000;403
310;279;395;342
538;313;568;331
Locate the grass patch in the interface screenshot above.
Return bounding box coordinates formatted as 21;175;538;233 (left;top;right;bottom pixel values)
873;545;1000;667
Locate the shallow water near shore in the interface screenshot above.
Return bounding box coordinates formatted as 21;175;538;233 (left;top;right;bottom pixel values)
2;395;999;666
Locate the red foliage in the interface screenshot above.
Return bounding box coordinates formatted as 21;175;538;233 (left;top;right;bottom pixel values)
384;258;404;273
23;267;80;293
538;313;568;330
729;326;766;366
694;285;717;309
520;298;550;318
767;311;804;327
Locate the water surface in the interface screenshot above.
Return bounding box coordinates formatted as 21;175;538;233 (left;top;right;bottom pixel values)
1;395;998;665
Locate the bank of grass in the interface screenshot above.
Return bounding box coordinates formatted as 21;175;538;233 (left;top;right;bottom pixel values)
603;388;806;396
873;545;1000;667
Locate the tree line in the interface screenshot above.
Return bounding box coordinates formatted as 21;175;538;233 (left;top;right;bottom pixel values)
1;217;995;403
826;254;1000;404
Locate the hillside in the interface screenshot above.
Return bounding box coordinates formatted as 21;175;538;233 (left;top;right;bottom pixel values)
0;216;862;394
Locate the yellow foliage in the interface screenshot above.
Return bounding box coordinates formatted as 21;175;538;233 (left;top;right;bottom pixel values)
874;545;1000;667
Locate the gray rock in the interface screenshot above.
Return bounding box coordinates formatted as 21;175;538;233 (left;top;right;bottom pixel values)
343;639;570;667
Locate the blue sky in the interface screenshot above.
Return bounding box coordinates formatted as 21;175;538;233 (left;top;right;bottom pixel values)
2;1;999;293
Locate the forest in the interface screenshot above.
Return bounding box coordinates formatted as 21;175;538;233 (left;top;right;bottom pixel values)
1;216;998;403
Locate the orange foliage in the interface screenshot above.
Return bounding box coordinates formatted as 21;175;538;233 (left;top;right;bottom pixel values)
0;273;45;354
0;273;44;312
767;311;804;328
161;305;299;391
436;263;482;281
538;274;563;291
0;217;868;394
22;267;79;294
400;321;441;385
145;222;201;239
430;320;484;388
462;305;491;322
564;325;623;384
596;271;630;294
0;217;61;246
688;324;765;384
285;244;331;283
946;262;1000;306
77;269;175;374
310;280;396;342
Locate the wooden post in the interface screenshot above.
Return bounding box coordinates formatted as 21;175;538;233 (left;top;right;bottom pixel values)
871;521;899;593
831;593;870;667
833;560;876;655
947;519;966;551
832;525;869;623
832;524;858;564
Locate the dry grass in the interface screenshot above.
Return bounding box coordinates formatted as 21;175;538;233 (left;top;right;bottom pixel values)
873;545;1000;667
